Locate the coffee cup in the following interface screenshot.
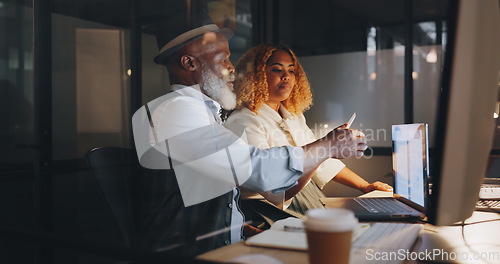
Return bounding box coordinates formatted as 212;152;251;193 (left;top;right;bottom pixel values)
303;208;358;264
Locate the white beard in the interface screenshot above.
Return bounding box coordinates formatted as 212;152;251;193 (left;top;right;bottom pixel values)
201;64;237;110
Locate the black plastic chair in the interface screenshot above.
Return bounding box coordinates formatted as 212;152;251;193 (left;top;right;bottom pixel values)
85;146;139;248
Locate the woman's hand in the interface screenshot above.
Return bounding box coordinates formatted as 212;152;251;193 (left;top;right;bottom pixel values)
361;181;393;193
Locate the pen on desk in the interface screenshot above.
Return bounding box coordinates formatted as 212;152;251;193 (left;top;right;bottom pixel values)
283;225;305;232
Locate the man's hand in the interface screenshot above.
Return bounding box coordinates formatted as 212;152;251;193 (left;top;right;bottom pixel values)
361;181;393;193
302;127;368;191
326;128;367;159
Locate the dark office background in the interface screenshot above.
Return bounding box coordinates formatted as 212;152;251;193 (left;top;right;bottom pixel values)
0;0;498;263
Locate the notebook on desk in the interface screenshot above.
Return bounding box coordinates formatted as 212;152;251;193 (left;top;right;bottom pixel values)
245;217;371;251
322;123;429;221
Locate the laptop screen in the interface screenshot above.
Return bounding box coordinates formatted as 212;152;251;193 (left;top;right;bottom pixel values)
392;123;429;208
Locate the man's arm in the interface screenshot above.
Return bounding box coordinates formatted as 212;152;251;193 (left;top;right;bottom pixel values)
285;129;368;200
134;93;367;206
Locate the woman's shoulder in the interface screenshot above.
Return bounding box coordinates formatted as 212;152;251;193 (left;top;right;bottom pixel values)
226;108;261;125
225;108;266;136
294;112;307;122
285;111;308;127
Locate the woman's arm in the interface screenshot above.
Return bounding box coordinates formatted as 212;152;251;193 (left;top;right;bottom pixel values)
332;167;393;193
284;170;316;200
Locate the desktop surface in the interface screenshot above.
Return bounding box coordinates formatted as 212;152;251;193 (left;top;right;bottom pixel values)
198;241;308;263
198;191;500;264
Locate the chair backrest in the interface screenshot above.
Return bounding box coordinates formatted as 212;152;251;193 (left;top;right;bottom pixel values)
85;147;139;247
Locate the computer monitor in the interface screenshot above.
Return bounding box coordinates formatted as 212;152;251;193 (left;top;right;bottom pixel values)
428;0;500;225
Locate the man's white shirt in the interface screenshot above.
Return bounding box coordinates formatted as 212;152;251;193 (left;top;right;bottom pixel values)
132;84;305;242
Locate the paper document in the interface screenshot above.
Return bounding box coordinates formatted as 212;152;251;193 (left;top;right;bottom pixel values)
245;217;370;251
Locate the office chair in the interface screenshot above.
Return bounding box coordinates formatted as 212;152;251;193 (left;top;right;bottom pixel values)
85;146;139;248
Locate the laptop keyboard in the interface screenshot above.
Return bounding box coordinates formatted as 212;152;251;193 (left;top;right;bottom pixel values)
476;199;500;212
354;198;416;213
350;223;423;264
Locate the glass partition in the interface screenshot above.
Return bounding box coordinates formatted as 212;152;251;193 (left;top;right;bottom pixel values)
277;0;449;148
0;1;35;262
0;2;34;167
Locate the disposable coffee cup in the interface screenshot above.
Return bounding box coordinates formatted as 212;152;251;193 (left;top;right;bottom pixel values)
303;208;358;264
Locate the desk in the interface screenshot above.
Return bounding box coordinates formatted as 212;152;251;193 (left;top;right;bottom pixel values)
198;192;500;264
197;191;392;263
198;240;309;263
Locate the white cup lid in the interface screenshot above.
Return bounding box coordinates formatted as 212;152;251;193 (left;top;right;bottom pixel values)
303;208;358;232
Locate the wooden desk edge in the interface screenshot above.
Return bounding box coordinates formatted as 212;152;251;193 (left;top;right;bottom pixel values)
197;240;309;263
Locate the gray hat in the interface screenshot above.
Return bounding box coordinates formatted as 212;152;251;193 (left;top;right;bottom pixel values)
154;14;233;64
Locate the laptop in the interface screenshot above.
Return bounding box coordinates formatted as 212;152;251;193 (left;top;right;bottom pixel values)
321;123;429;221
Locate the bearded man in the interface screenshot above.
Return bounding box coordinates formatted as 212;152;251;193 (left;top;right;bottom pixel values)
131;17;367;257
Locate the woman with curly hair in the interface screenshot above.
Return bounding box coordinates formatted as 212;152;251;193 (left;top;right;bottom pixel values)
224;44;392;224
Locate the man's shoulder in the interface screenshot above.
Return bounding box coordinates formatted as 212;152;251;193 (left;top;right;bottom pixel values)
148;91;207;112
154;90;203;104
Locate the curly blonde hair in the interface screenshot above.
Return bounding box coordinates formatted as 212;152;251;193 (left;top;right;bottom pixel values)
233;44;313;115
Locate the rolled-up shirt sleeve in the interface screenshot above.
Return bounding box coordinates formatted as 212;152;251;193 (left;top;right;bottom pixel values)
242;145;304;193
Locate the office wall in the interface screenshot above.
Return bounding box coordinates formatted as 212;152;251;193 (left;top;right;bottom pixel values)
300;45;442;148
52;13;132;159
141;33;172;105
75;28;125;134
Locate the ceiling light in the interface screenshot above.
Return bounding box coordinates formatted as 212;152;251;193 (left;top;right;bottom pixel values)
426;48;437;63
